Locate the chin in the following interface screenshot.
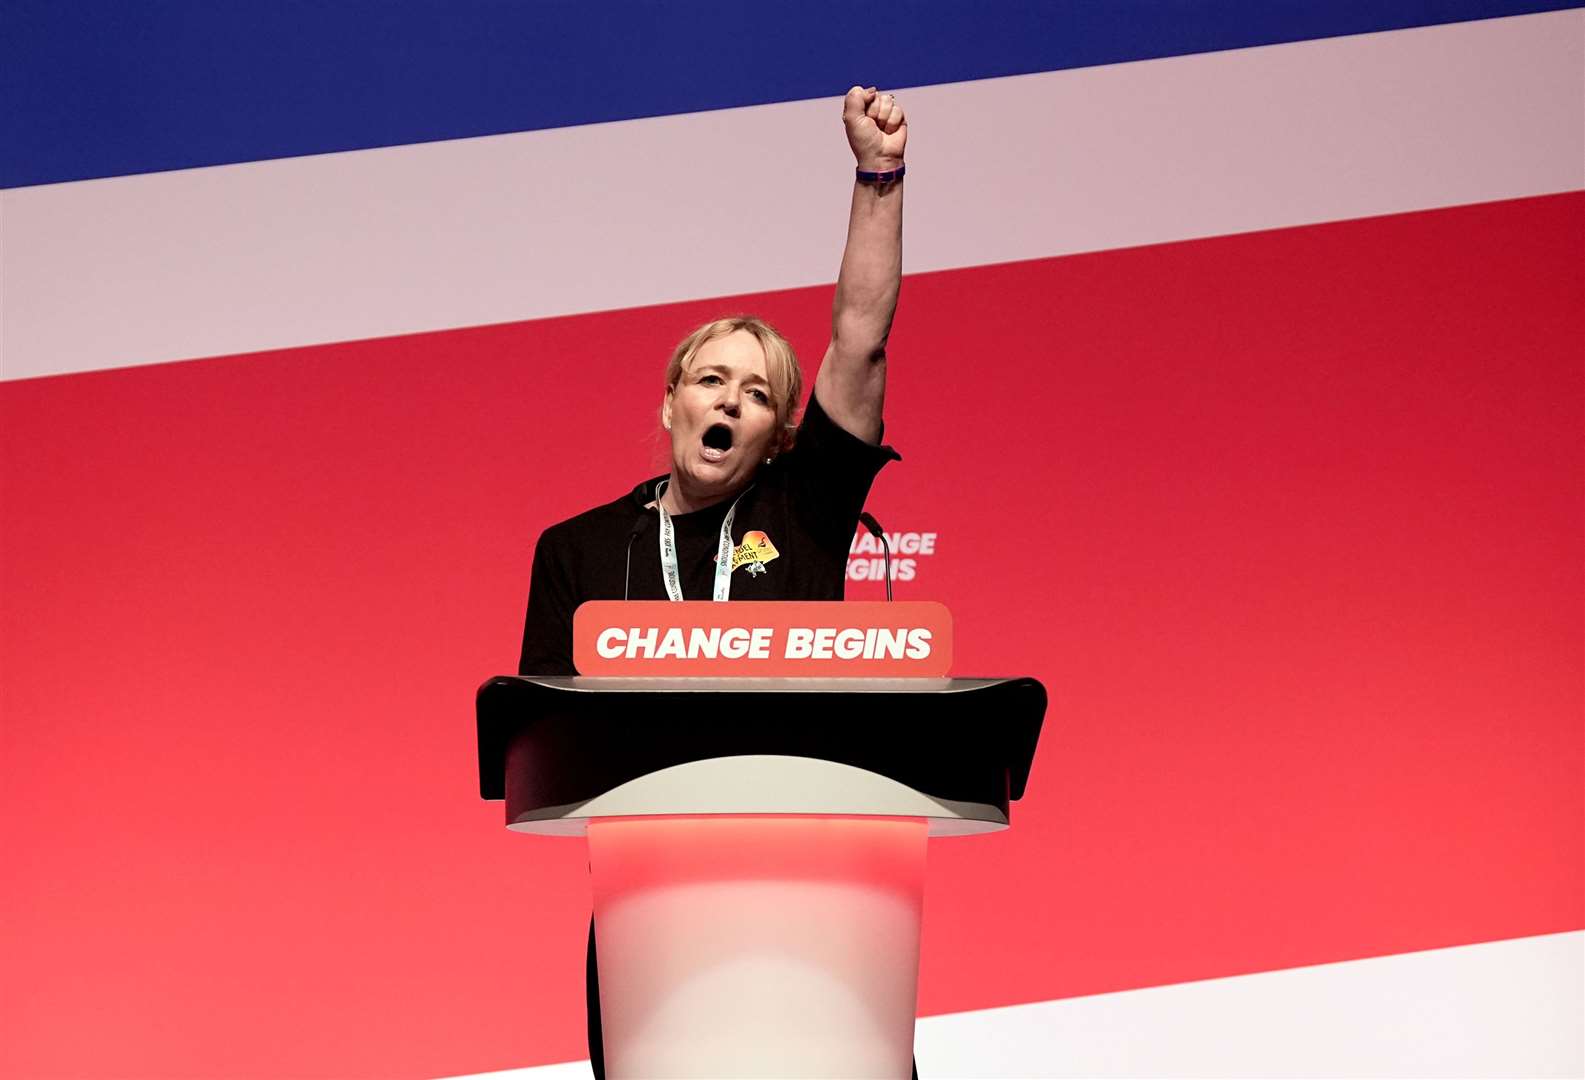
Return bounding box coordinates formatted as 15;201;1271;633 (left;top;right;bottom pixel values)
682;461;751;498
697;469;746;494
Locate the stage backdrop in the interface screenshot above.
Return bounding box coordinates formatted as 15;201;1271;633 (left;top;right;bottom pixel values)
3;4;1581;1078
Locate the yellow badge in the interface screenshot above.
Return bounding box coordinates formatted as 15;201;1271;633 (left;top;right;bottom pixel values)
731;530;780;576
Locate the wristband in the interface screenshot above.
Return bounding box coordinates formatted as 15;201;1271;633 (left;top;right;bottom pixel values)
856;164;906;185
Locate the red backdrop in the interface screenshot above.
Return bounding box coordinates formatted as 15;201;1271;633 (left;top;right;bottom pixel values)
2;193;1580;1078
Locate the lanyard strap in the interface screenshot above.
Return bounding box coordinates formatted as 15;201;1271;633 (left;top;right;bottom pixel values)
654;479;750;602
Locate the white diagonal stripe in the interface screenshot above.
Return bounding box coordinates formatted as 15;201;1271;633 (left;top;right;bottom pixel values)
433;930;1584;1079
3;11;1581;382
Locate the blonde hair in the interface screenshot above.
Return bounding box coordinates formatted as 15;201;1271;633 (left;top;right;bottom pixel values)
664;316;804;456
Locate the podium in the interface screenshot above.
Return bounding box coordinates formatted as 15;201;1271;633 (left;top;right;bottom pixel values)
476;675;1046;1078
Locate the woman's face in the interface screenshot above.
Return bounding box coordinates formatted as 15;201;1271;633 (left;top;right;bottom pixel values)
662;330;780;508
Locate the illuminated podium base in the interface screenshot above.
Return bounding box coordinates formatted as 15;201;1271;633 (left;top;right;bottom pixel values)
477;677;1046;1080
589;814;926;1078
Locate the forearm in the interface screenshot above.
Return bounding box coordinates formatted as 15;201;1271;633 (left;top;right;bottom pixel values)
814;86;906;442
832;177;904;357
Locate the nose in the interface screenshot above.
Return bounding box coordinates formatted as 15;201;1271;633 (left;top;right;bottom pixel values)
718;383;741;417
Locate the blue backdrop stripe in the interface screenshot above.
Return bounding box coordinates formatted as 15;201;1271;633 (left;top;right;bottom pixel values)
4;0;1581;188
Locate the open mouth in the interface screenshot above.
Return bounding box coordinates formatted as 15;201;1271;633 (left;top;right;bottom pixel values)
700;423;734;462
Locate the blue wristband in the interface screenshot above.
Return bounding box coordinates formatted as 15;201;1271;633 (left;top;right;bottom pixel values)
855;164;906;185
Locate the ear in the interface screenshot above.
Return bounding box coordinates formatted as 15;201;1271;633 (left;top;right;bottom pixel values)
662;386;674;430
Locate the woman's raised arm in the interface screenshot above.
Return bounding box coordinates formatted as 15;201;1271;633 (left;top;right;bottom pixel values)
812;86;906;445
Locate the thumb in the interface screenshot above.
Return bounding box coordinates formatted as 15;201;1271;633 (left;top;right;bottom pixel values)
842;85;872;123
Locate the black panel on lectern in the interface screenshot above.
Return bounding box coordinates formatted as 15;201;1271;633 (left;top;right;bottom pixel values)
475;677;1045;823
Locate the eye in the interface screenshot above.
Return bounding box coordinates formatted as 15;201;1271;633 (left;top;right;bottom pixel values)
750;389;770;404
699;374;722;385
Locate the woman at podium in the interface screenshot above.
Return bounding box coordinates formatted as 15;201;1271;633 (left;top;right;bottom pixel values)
516;85;908;1076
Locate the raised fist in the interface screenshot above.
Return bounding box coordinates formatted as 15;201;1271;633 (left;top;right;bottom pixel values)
843;86;907;171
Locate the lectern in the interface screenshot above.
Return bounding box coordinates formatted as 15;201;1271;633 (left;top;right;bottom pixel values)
476;675;1046;1078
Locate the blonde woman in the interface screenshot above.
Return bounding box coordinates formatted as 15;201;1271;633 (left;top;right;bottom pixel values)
517;86;910;1076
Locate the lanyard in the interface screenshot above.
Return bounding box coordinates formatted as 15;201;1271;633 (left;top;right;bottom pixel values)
654;479;750;602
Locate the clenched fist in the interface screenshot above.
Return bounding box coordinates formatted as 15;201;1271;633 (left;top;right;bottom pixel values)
843;86;907;172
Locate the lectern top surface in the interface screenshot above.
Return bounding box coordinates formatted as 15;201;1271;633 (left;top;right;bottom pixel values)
476;673;1047;804
514;676;1006;694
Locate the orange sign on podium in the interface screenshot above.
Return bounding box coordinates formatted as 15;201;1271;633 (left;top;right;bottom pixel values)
572;600;953;677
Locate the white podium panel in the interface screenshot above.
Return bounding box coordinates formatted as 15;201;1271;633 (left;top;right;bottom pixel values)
588;815;928;1079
